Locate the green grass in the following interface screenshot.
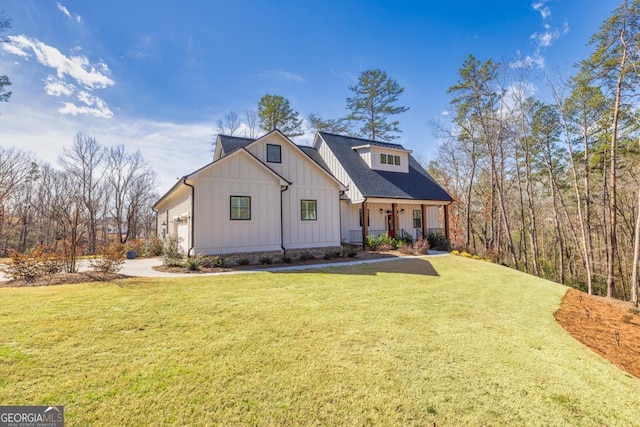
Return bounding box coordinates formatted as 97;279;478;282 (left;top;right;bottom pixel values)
0;255;638;426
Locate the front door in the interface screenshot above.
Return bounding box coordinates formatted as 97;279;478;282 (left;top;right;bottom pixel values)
386;213;395;238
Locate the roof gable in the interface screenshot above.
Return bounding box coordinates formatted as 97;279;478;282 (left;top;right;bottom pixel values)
316;132;453;202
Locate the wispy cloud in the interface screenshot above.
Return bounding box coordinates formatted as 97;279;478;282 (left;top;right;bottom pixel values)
2;35;114;118
261;69;305;83
56;2;82;23
510;1;569;69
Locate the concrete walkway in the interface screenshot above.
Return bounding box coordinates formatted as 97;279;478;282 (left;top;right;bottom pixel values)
1;251;449;281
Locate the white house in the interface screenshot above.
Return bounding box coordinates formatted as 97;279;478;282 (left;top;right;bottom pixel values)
153;130;453;256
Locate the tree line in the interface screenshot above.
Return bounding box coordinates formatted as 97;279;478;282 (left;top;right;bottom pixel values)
429;0;640;303
0;134;158;271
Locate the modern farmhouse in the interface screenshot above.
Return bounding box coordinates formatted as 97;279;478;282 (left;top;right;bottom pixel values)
153;130;453;256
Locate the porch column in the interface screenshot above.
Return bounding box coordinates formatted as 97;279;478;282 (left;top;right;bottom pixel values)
421;204;427;239
444;204;450;240
392;202;398;238
362;200;368;250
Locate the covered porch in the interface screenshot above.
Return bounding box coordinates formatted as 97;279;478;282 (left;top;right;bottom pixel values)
341;198;450;245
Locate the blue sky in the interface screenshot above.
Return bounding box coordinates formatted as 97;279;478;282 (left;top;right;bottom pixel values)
0;1;617;190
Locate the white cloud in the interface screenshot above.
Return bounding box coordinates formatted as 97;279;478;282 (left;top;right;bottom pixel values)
4;35;113;89
2;35;114;119
532;1;551;19
58;91;113;118
56;2;82;23
510;53;545;69
1;102;215;190
44;76;75;96
531;30;559;47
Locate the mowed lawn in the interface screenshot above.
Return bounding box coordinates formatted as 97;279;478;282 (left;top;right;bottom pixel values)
0;256;638;426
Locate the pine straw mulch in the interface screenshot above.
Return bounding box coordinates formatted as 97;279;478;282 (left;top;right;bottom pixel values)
554;288;640;379
0;272;130;288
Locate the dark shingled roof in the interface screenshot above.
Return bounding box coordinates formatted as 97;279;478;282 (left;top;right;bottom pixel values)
297;145;331;174
217;135;254;155
318;132;453;202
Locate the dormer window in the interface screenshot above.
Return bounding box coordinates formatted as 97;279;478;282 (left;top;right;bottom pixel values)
394;156;400;166
380;153;387;164
267;144;281;163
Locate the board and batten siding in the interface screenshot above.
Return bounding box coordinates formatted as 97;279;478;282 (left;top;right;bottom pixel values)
155;185;192;252
246;133;342;249
315;138;364;202
194;151;282;254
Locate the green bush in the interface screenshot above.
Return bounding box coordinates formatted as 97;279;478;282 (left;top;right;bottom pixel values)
236;258;251;266
342;247;358;258
258;256;273;265
162;235;184;266
200;255;225;268
185;255;205;271
299;252;314;261
426;232;451;251
281;255;292;264
147;238;164;257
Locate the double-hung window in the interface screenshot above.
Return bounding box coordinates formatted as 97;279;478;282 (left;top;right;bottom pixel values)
301;200;317;221
230;196;251;220
413;210;422;228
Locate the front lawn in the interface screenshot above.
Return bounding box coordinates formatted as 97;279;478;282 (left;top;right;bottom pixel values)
0;256;638;425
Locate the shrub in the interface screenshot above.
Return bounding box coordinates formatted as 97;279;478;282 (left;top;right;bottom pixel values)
258;256;273;265
323;250;341;260
628;307;640;315
451;249;460;256
412;238;430;255
0;249;42;282
281;255;292;264
622;314;634;323
299;252;314;261
365;235;380;250
199;255;225;268
147;238;164;257
236;258;251;266
342;247;358;258
90;243;125;274
397;243;414;254
39;249;66;274
185;255;206;271
162;235;184;267
426;232;451;251
460;251;472;258
472;254;481;260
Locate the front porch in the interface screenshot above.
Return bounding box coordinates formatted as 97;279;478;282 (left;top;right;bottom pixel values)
340;199;450;245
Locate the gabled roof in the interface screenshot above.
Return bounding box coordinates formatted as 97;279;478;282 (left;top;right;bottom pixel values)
153;147;290;210
217;135;254;156
316;132;453;202
297;145;331;174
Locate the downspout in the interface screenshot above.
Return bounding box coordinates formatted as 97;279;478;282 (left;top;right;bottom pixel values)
361;197;368;250
182;177;195;257
280;185;290;254
339;190;345;247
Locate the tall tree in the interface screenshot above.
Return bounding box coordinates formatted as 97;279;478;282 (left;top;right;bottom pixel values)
59;133;106;254
257;94;303;137
345;69;409;141
244;109;259;138
306;112;351;135
582;0;640;297
0;10;12;104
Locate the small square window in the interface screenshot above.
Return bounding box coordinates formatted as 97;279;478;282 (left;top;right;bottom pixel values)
267;144;281;163
380;153;387;164
301;200;317;221
230;196;251;220
394;156;401;166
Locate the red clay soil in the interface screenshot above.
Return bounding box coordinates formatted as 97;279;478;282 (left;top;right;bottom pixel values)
554;288;640;379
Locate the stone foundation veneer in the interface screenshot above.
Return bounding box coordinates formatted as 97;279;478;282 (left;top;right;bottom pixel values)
218;246;344;266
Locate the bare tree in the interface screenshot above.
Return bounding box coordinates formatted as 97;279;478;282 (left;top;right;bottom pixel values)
0;147;35;254
245;109;259;138
216;111;242;136
59;133;106;254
